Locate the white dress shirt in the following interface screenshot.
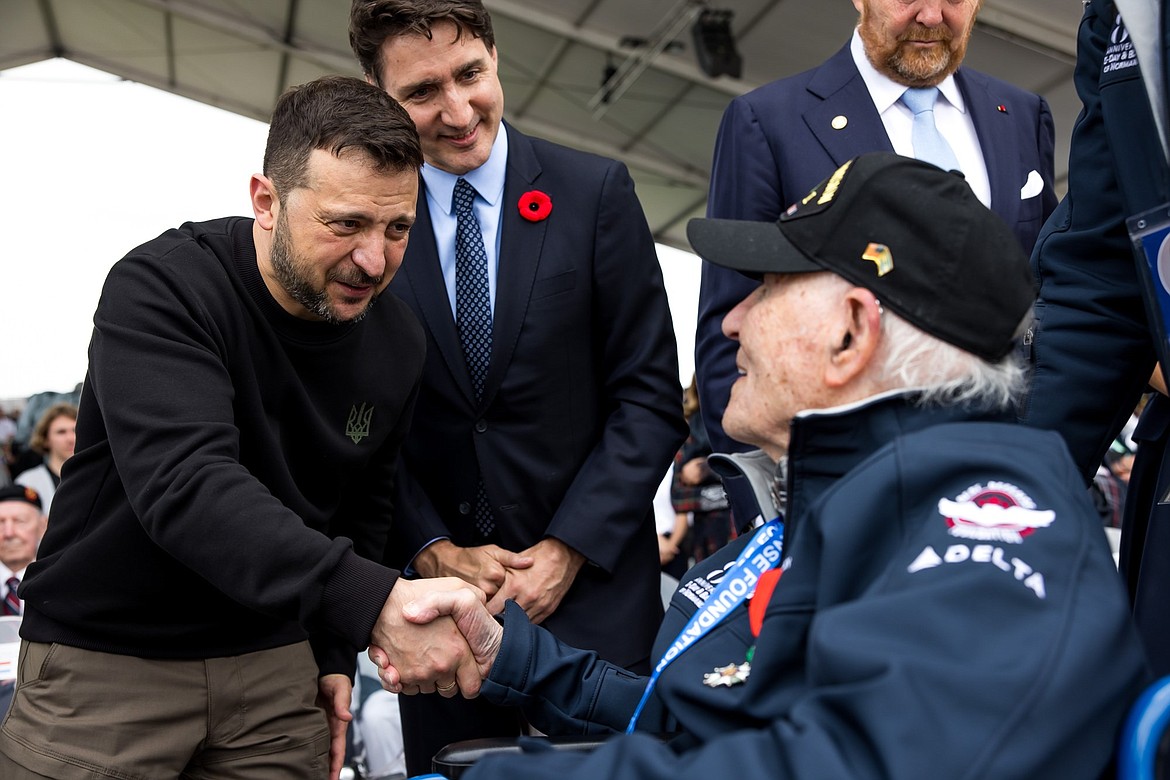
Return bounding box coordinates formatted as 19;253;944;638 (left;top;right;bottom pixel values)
850;29;992;208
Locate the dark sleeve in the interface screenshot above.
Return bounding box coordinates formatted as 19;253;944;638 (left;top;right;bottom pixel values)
696;95;782;454
89;251;398;655
480;601;664;735
1019;0;1159;478
467;440;1149;780
542;161;688;573
385;456;452;568
315;381;422;676
1036;95;1059;233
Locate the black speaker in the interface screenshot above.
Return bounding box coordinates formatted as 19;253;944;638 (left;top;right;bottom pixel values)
692;9;742;79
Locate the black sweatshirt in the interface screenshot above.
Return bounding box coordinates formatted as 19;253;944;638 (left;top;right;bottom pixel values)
21;218;425;676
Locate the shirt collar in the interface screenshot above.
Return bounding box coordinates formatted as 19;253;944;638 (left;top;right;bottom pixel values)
421;123;510;216
849;28;966;115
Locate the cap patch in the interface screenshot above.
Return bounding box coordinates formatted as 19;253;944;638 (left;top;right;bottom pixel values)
862;243;893;276
817;159;851;204
783;159;853;220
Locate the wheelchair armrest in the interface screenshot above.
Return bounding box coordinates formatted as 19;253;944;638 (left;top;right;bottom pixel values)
433;735;611;779
1119;675;1170;780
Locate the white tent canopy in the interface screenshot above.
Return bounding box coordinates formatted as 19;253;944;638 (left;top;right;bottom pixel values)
1;0;1082;250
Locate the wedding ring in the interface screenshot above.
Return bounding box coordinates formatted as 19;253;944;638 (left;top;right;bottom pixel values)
436;681;457;692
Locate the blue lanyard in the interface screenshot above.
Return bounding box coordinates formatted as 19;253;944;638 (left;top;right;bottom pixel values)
625;519;784;733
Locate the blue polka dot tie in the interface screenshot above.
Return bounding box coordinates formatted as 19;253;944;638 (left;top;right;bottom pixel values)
900;86;962;173
453;178;496;537
453;178;493;398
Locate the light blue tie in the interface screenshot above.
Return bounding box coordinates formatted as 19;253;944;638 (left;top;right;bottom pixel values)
900;87;962;173
452;178;496;537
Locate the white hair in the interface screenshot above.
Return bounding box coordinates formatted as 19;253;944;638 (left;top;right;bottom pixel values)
874;309;1029;411
769;271;1028;412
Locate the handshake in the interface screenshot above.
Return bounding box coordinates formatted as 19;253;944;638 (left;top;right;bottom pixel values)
367;576;505;698
367;537;587;696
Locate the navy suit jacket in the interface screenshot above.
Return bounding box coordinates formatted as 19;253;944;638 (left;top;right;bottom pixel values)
387;125;687;668
696;44;1057;453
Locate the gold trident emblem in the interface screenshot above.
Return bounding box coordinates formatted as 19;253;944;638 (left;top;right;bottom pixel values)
862;243;893;276
346;403;374;444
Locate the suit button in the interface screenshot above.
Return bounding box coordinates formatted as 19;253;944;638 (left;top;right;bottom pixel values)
474;420;488;433
458;502;471;515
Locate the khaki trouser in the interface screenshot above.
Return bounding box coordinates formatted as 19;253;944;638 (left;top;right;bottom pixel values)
0;640;330;779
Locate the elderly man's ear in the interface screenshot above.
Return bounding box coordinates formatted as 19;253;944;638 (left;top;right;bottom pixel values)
825;289;883;389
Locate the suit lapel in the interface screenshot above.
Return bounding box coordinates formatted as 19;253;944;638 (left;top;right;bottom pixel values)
804;46;895;166
400;180;479;404
802;52;1026;230
481;125;547;408
957;69;1021;227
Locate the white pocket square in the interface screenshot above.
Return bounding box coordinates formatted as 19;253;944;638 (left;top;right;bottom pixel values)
1020;170;1043;199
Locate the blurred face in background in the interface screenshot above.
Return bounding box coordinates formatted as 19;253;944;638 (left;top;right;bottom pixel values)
45;413;76;465
0;499;45;572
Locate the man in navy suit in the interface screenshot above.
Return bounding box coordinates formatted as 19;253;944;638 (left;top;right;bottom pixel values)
348;1;687;773
696;0;1057;456
1021;0;1170;676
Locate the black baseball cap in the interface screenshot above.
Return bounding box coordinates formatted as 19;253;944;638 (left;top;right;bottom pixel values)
686;152;1035;361
0;485;42;511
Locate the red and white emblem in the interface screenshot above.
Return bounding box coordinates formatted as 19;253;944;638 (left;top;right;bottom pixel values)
937;481;1054;544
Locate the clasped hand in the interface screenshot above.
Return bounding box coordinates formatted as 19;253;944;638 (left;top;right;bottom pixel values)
414;537;585;625
368;576;503;697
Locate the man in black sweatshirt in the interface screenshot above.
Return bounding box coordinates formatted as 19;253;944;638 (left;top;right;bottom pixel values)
0;76;482;780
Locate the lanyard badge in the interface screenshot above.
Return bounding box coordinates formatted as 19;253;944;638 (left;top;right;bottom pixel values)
625;519;784;733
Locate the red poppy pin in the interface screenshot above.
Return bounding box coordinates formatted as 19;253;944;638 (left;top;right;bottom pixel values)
518;190;552;222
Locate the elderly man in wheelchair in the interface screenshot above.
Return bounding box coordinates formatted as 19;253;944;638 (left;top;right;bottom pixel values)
373;156;1152;780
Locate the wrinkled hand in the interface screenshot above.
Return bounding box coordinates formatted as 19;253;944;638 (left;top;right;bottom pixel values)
485;537;585;623
412;540;533;599
369;577;486;697
316;674;353;780
371;586;504;696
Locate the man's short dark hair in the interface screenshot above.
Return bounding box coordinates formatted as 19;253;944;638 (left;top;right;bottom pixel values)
263;75;423;200
349;0;496;87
